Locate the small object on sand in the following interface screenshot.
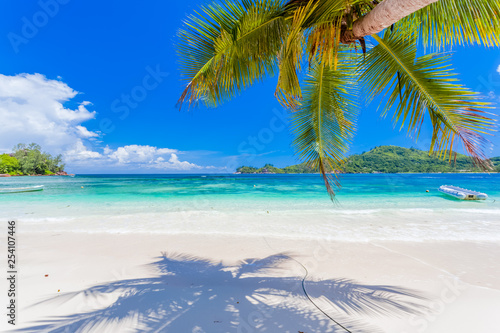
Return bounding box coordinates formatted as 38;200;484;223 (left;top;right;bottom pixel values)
58;289;60;292
267;211;269;214
45;274;48;277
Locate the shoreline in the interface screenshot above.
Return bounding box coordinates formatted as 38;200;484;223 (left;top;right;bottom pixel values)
234;171;500;175
0;173;74;178
3;231;500;332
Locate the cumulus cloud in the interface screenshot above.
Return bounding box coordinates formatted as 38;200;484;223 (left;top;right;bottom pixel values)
64;139;102;161
76;125;100;138
108;145;177;164
65;144;203;171
0;73;98;152
150;153;202;170
0;73;214;172
497;64;500;74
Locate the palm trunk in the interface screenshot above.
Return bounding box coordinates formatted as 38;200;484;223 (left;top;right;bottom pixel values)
352;0;439;38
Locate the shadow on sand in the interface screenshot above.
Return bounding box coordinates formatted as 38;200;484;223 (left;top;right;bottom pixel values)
17;253;429;333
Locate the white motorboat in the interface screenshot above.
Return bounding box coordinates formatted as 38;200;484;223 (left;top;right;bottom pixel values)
0;185;44;194
438;185;487;200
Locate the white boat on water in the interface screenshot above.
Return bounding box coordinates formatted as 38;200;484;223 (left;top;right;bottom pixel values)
0;185;44;194
438;185;487;200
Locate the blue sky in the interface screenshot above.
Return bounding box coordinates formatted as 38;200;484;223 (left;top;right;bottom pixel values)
1;0;499;173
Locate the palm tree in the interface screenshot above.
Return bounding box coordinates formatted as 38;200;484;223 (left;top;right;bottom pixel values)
177;0;498;199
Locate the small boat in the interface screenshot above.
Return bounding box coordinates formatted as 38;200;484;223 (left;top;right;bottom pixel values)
0;185;44;194
438;185;487;200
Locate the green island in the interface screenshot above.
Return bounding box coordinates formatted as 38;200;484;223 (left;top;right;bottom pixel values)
236;146;500;174
0;143;67;176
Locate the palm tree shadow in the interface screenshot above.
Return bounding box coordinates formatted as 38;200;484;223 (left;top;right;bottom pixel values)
16;253;429;333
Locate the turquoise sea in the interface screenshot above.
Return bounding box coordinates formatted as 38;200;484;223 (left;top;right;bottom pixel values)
1;173;499;241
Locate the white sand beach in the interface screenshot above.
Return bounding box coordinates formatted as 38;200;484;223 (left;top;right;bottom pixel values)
3;231;500;333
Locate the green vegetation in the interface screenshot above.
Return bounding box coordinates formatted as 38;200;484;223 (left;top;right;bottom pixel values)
282;163;315;174
176;0;498;198
237;164;284;174
237;146;500;174
236;166;258;174
0;143;65;176
0;154;20;175
492;157;500;173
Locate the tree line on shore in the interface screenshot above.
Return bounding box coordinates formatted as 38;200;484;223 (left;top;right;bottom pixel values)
0;143;65;176
237;146;500;174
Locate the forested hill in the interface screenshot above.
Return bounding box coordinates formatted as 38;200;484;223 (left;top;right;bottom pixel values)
236;146;500;174
0;143;66;176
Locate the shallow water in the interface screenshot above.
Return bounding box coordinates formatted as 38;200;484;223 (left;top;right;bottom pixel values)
1;173;499;241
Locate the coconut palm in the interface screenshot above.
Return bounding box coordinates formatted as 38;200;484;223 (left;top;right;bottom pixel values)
177;0;498;199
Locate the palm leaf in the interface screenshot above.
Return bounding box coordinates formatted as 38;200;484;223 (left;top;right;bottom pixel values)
285;0;372;27
399;0;500;48
275;0;317;109
177;0;287;108
291;55;360;200
361;30;495;167
275;0;370;109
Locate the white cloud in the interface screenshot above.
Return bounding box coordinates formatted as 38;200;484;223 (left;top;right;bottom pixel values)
0;73;98;152
149;153;202;170
105;145;201;170
64;139;102;161
0;73;216;173
108;145;177;164
497;64;500;74
65;143;204;172
75;125;99;138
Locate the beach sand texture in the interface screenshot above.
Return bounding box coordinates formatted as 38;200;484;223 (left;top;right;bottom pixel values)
2;233;499;333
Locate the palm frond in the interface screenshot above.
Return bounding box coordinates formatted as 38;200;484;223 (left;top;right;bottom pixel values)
291;55;360;200
399;0;500;48
285;0;372;27
275;0;316;108
361;30;495;168
307;19;343;69
177;0;287;108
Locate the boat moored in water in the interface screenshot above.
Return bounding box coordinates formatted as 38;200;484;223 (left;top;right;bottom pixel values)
438;185;487;200
0;185;44;194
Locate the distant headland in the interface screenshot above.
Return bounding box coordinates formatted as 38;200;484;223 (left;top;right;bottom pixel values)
0;143;73;177
235;146;500;174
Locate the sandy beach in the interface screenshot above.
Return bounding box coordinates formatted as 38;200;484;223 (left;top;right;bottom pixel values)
3;231;500;333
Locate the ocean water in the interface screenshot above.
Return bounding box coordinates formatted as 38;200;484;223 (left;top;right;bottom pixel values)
1;173;499;241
